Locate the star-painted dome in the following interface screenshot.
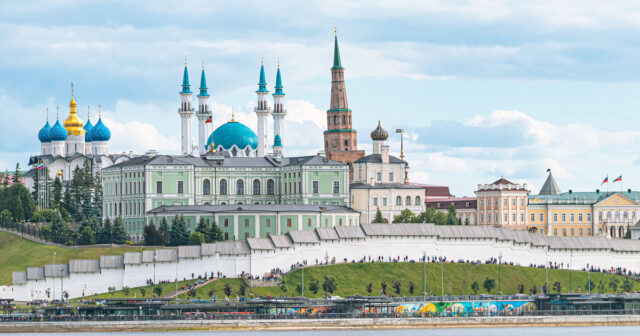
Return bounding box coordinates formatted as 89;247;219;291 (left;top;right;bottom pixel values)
49;120;68;141
89;118;111;142
83;118;93;142
38;121;52;143
370;121;388;141
207;120;258;151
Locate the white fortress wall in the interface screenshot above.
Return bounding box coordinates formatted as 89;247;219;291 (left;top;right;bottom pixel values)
4;224;640;301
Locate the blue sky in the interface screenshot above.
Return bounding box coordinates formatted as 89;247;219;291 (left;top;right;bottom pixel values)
2;0;640;196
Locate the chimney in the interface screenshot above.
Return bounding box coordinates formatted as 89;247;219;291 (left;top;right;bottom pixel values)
381;144;389;164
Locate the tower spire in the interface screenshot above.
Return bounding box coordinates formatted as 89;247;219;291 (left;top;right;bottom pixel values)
255;59;271;157
333;27;342;69
181;57;191;94
46;107;49;121
198;60;209;97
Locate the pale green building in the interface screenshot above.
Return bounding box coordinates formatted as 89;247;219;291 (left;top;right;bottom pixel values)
101;153;350;241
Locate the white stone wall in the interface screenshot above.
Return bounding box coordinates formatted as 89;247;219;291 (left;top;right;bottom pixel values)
5;235;640;301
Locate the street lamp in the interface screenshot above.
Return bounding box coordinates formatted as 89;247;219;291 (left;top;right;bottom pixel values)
422;250;426;300
59;264;64;302
52;252;56;301
498;252;503;294
153;252;157;285
435;248;444;298
569;251;573;293
545;247;549;295
324;252;329;298
587;263;591;295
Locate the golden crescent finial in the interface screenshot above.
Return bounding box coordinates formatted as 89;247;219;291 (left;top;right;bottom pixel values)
278;57;280;68
46;107;49;122
231;107;236;122
261;54;263;66
185;55;187;66
334;23;337;36
201;57;204;70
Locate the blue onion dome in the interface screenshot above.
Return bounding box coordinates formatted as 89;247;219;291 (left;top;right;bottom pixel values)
38;121;52;143
83;118;94;142
48;120;68;141
370;121;388;141
274;134;282;147
89;117;111;141
207;120;258;151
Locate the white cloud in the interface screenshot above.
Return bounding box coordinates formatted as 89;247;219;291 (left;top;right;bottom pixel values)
102;117;180;154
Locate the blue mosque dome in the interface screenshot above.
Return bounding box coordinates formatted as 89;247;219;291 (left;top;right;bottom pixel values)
38;121;51;143
83;118;94;142
90;118;111;142
207;120;258;151
48;120;68;141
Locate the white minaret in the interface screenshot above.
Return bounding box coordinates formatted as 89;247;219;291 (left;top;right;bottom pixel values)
255;58;271;157
196;61;211;156
271;61;287;143
179;58;194;155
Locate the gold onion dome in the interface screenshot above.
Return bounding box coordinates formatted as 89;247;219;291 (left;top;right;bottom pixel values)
63;83;85;136
370;121;388;141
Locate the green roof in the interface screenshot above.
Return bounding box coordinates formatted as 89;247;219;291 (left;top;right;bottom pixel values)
529;190;640;205
332;35;342;69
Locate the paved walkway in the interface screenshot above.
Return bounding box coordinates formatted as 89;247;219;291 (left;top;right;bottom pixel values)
163;278;219;299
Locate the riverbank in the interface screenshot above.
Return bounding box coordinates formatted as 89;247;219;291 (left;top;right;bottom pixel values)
3;315;640;333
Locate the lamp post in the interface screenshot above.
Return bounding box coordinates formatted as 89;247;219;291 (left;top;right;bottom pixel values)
153;252;157;285
569;251;573;293
175;256;179;302
545;247;549;295
498;252;503;294
59;264;64;302
52;252;56;301
324;252;329;299
435;248;443;298
587;263;591;295
422;250;426;300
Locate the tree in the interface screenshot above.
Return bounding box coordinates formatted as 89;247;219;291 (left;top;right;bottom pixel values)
209;220;223;242
140;288;147;297
434;212;447;225
517;283;525;294
624;226;632;239
52;177;63;209
323;277;337;294
122;286;130;297
97;218;113;244
196;218;211;242
50;212;71;245
446;203;458;225
408;282;415;294
144;224;164;246
153;285;163;297
597;280;605;293
13;163;21;184
223;283;232;297
553;281;562;293
464;217;470;225
0;209;11;227
483;277;496;293
471;281;480;294
622;278;634;292
108;286;116;296
366;283;373;294
169;215;189;246
585;279;595;293
111;217;128;244
393;281;402;295
372;208;385;223
78;226;95;245
609;277;620;293
392;209;416;223
309;278;320;294
416;208;436;223
530;285;537;295
280;283;288;293
188;232;205;245
159;217;170;245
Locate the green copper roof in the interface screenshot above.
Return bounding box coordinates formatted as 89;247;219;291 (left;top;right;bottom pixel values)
529;190;640;205
198;68;209;97
180;65;192;94
332;35;343;69
256;64;269;93
273;67;285;96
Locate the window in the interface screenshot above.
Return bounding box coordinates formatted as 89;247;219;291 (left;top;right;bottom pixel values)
236;179;244;195
520;214;524;222
504;213;508;222
540;228;544;234
333;181;339;194
553;229;558;235
177;181;184;194
561;213;566;222
339;218;343;226
342;115;346;124
504;199;507;206
224;219;229;227
244;232;249;239
244;219;249;227
512;198;515;206
562;229;567;236
494;199;498;206
579;229;583;235
607;211;611;219
414;196;420;205
624;211;628;219
598;212;603;220
539;213;543;221
220;179;228;195
588;229;591;235
405;196;411;206
267;179;275;195
376;172;381;181
578;213;583;222
344;140;348;146
570;213;574;222
495;214;498;222
480;199;484;207
373;198;378;206
520;198;524;205
512;213;516;222
156;181;163;194
531;213;535;222
287;219;292;227
307;218;312;227
389;172;394;181
266;219;271;227
570;229;574;236
396;196;401;205
382;198;387;206
333;115;337;124
203;179;210;195
312;181;319;194
253;179;261;195
587;213;592;222
224;232;229;240
480;214;484;223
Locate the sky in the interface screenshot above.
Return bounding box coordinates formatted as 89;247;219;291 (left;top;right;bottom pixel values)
1;0;640;196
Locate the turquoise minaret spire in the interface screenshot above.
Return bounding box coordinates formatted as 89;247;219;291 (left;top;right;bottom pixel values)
197;59;211;156
271;59;287;146
274;65;285;96
256;57;269;94
255;56;271;157
198;64;209;97
180;57;192;94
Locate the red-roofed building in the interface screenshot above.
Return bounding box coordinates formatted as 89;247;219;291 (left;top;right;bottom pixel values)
408;183;453;200
425;197;477;225
0;174;24;186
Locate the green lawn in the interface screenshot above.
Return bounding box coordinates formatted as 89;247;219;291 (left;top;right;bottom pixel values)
0;232;167;285
173;262;639;300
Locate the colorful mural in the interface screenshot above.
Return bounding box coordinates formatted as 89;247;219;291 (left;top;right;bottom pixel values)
362;300;536;316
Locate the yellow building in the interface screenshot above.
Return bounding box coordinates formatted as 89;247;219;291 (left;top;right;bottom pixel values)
475;178;530;228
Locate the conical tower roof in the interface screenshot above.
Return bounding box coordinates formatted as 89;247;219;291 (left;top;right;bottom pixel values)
539;171;561;195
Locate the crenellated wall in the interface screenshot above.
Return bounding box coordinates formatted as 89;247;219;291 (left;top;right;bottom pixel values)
2;224;640;301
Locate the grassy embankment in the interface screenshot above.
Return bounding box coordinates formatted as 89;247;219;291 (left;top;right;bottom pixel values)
0;231;164;286
82;262;640;300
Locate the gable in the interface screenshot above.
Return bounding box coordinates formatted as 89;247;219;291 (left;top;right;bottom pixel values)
596;193;638;207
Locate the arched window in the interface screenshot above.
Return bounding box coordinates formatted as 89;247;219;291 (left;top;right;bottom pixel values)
396;196;401;205
253;179;261;195
405;196;411;206
203;179;211;195
333;115;338;124
414;196;421;205
236;179;244;195
342;115;346;124
219;179;227;195
267;179;275;195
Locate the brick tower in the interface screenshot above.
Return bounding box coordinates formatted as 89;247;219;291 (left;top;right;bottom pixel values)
323;29;364;178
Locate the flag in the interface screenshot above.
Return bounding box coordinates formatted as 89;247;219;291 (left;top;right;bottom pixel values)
601;176;608;185
205;117;212;123
614;175;622;183
35;163;44;170
546;168;551;172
